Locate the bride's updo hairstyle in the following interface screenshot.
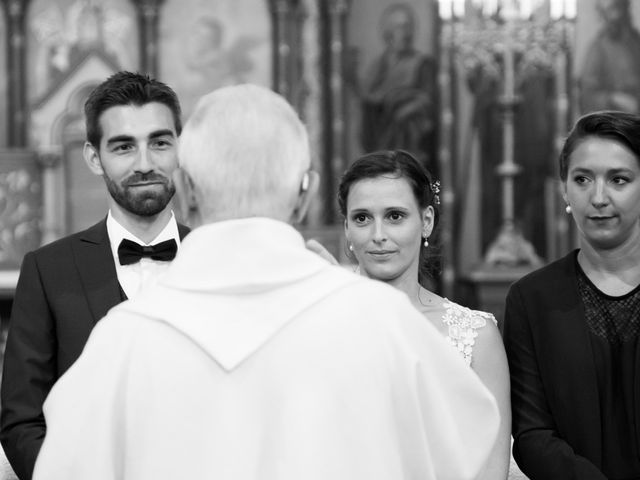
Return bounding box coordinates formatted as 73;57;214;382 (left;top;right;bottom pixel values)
337;149;440;282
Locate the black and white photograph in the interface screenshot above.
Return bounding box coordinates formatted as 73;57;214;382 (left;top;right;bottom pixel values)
1;1;640;480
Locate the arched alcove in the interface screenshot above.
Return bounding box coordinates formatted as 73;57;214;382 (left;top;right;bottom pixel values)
27;0;139;104
30;55;116;242
58;84;108;233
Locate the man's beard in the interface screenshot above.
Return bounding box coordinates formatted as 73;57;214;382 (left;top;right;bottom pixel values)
104;172;176;217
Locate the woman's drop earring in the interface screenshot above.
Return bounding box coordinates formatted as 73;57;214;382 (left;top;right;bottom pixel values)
423;236;429;248
348;244;353;252
565;205;572;214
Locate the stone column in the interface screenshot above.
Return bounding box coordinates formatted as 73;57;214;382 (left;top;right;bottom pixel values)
1;0;31;147
36;147;62;245
322;0;349;224
437;12;456;298
130;0;165;77
269;0;294;99
298;0;323;227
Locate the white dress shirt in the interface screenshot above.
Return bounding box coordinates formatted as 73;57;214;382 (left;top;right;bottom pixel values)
106;211;180;299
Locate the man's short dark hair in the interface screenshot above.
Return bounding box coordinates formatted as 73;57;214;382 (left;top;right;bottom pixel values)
84;71;182;147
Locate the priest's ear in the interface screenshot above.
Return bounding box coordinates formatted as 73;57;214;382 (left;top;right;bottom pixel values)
291;170;319;225
172;168;202;228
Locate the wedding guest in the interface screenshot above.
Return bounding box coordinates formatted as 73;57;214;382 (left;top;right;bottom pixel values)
32;84;499;480
337;149;511;480
0;71;189;480
504;110;640;479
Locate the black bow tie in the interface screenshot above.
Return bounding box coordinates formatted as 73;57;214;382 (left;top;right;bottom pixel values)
117;238;178;266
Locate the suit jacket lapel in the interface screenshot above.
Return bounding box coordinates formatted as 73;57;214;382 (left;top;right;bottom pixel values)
73;219;122;325
71;219;189;325
548;254;602;464
177;222;190;241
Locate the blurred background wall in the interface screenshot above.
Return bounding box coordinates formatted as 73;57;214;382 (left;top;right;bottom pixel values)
0;0;636;324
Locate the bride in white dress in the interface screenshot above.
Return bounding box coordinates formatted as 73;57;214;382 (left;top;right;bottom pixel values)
335;149;511;480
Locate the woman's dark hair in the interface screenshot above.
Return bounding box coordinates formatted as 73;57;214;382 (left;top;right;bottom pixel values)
84;71;182;148
559;110;640;181
338;149;440;283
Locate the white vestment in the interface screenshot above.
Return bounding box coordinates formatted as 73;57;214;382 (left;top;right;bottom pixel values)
33;218;499;480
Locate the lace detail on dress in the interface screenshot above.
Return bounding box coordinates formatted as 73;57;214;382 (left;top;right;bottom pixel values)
442;300;496;366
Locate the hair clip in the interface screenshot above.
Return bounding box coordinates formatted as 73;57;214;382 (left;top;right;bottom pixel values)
431;180;441;205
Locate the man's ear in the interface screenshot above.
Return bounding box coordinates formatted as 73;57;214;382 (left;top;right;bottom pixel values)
291;170;319;224
83;142;104;176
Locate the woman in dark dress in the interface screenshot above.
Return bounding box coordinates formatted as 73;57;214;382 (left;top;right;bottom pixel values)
504;110;640;479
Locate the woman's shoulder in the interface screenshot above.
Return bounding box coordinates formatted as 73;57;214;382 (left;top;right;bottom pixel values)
438;299;497;366
442;299;497;328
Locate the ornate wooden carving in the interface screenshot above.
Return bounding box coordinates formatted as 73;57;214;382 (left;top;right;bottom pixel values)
0;149;41;267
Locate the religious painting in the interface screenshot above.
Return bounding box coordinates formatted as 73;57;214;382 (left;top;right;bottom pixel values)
575;0;640;114
0;8;6;148
346;0;438;175
160;0;272;119
27;0;138;102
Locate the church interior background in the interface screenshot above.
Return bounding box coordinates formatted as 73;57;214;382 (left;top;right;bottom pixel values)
0;0;635;341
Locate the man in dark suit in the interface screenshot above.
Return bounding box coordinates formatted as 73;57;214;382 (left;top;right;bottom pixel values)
0;71;189;480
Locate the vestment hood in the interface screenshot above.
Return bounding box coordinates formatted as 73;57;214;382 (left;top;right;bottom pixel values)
115;218;358;371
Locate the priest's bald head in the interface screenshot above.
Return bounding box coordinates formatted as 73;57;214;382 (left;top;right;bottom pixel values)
178;84;318;225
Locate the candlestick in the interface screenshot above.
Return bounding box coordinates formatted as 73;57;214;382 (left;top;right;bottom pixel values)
439;0;576;267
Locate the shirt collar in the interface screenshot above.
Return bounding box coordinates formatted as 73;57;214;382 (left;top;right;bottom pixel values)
107;210;180;262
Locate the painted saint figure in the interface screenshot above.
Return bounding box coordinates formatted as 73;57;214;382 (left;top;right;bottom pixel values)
579;0;640;113
359;3;437;174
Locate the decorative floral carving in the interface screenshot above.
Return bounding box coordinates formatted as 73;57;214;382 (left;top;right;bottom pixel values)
449;12;574;87
0;168;41;267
